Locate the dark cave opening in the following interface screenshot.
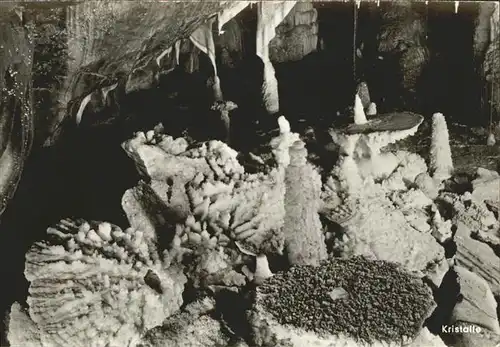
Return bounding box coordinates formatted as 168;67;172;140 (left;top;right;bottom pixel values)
423;1;482;125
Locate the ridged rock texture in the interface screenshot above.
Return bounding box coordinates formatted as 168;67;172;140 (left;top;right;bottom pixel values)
451;266;500;334
269;2;318;63
12;218;187;347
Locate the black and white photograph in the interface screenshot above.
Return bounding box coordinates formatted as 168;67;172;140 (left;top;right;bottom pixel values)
0;0;499;346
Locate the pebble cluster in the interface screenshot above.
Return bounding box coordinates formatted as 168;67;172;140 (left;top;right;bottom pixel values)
257;256;434;344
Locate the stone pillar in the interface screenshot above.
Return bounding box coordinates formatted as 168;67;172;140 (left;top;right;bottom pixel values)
284;140;327;266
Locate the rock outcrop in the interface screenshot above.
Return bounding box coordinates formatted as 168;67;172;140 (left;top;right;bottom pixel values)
10;218;187;347
250;257;442;347
269;2;318;63
451;266;500;334
454;222;500;295
0;8;35;217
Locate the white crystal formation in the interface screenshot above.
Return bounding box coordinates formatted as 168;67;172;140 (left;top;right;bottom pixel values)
21;219;186;347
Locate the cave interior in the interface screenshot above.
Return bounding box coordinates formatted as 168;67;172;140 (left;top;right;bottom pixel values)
0;1;499;346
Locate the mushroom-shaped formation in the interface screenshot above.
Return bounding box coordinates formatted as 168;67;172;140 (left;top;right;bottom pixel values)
429;113;453;182
250;257;443;347
211;100;238;144
329;111;424;193
17;218;187;347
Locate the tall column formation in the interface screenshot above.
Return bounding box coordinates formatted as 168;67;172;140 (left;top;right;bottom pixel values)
284;140;327;266
269;1;318;63
430;113;454;182
256;1;297;114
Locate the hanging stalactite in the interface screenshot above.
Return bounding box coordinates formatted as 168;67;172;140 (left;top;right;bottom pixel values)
190;18;222;101
256;0;297;115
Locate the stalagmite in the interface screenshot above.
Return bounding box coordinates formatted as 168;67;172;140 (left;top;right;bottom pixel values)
430;113;454;181
284;139;327;266
354;93;367;125
211;100;238;144
190;18;222;101
256;1;297;114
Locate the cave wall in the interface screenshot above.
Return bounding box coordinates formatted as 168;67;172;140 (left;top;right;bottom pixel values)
0;8;35;216
37;1;239;145
269;1;319;63
483;2;500;121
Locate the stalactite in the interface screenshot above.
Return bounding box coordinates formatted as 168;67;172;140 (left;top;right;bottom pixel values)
217;1;254;34
156;46;172;67
256;1;297;114
269;2;319;63
102;83;118;102
190;18;222;101
216;20;244;68
75;93;92;125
